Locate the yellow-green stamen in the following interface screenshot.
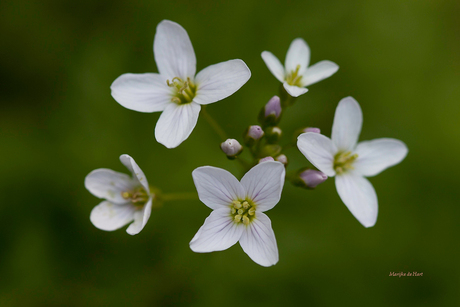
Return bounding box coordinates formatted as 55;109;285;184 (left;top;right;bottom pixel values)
166;77;197;104
285;64;303;86
121;186;150;209
334;151;358;174
230;199;256;225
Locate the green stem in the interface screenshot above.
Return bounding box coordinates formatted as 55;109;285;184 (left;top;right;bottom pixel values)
201;106;227;141
161;192;198;201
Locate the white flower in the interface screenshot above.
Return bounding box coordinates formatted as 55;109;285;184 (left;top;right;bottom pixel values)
262;38;339;97
111;20;251;148
297;97;408;227
84;154;153;235
190;161;285;267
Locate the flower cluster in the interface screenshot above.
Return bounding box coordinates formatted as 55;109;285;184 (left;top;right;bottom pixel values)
85;20;408;266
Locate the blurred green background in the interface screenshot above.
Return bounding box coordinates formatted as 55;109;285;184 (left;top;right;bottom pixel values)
1;0;459;305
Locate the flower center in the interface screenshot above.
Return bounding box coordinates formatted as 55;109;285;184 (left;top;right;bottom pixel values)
285;64;303;86
167;77;197;104
121;186;149;209
230;199;256;225
334;151;358;175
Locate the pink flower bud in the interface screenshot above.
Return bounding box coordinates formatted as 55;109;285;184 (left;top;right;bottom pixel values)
221;139;243;157
303;127;321;134
259;96;282;127
259;156;275;163
247;125;264;140
264;96;282;119
299;169;327;188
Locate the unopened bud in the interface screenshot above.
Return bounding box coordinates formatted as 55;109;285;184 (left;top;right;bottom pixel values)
293;127;321;142
259;96;282;127
220;139;243;159
264;96;282;118
259;156;275;163
303;127;321;134
298;169;328;189
275;154;288;165
265;126;282;144
244;125;264;146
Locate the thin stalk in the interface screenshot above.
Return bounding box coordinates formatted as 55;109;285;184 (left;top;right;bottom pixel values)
201;106;227;141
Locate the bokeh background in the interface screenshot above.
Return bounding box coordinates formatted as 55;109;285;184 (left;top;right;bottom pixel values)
1;0;459;305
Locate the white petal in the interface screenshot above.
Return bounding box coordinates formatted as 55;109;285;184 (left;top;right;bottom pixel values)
331;97;363;151
285;38;310;75
301;60;339;87
240;161;285;212
239;212;278;267
297;133;337;177
192;166;245;210
90;201;135;231
261;51;285;82
126;198;153;235
119;154;149;192
85;169;137;204
193;60;251;105
283;82;308;97
110;73;171;113
335;174;378;228
190;208;244;253
154;20;196;80
353;138;408;177
154;102;201;148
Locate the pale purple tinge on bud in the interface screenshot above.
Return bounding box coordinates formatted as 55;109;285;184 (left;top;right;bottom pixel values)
259;96;282;127
303;127;321;134
221;139;243;157
247;125;264;140
300;169;328;188
264;96;282;119
275;154;288;165
259;156;275;163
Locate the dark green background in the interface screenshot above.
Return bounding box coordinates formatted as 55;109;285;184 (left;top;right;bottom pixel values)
1;0;459;305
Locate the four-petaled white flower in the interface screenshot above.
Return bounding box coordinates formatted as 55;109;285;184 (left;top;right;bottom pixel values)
85;154;153;235
262;38;339;97
190;161;285;267
111;20;251;148
297;97;408;227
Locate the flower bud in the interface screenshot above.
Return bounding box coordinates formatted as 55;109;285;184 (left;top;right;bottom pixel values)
258;96;282;127
303;127;321;134
275;154;288;165
265;126;282;144
244;125;264;146
293;127;321;142
259;156;275;163
298;169;327;189
220;139;243;159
